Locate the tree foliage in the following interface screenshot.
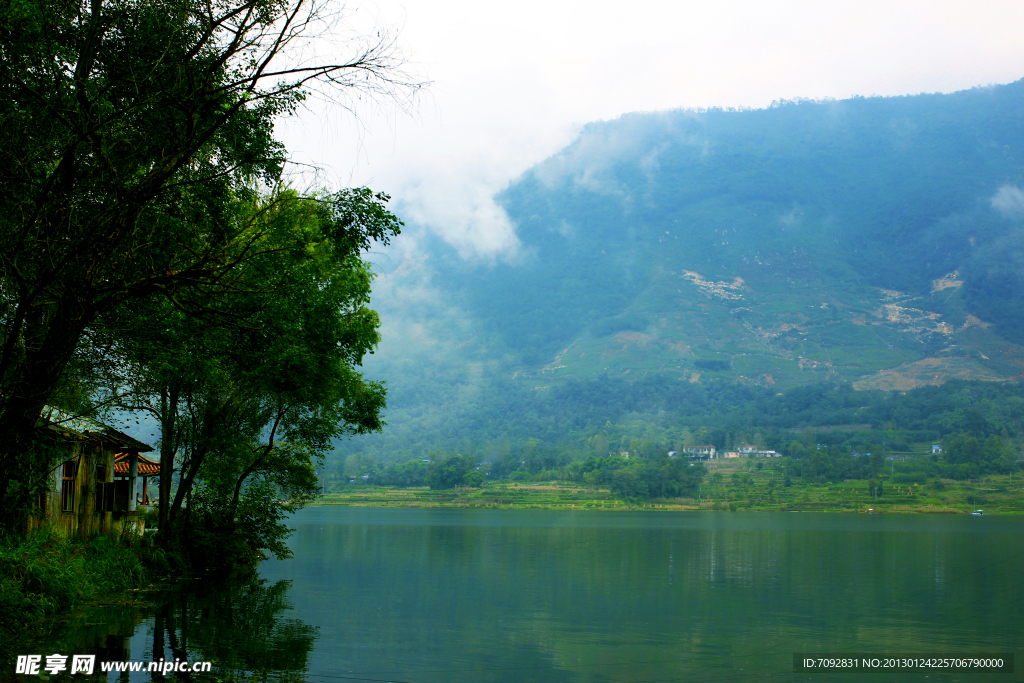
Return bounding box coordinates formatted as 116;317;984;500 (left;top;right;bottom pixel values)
0;0;415;530
100;189;401;565
425;455;477;490
568;455;706;499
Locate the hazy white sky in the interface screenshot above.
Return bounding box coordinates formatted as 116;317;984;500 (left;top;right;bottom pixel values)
277;0;1024;259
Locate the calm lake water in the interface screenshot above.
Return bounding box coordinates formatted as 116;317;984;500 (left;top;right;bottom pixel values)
38;508;1024;682
258;508;1023;683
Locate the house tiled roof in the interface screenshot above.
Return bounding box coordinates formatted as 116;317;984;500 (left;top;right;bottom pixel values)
41;406;154;452
113;452;161;476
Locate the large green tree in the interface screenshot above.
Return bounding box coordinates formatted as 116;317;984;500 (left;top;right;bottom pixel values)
102;189;400;557
0;0;414;529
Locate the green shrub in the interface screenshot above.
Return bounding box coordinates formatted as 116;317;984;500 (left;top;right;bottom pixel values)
893;471;927;484
0;527;147;628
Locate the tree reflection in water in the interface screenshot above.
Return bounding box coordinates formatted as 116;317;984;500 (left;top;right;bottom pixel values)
147;576;318;683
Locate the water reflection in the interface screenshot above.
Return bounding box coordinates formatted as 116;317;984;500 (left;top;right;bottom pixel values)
7;576;317;683
1;601;144;679
11;511;1021;683
262;509;1024;683
145;577;318;682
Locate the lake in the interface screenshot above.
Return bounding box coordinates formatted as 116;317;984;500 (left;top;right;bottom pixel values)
48;508;1024;682
258;508;1022;682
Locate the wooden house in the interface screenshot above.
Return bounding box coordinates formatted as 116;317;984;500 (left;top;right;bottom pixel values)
34;407;157;537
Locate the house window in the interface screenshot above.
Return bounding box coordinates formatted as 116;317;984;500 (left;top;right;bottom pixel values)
95;482;116;512
61;461;76;512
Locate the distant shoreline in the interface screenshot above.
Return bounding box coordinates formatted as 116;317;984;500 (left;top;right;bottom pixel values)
311;479;1021;514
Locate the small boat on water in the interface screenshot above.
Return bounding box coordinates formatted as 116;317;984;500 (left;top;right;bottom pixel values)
971;509;983;516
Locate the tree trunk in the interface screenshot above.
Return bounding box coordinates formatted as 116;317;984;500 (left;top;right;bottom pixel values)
158;386;179;532
170;448;207;526
0;297;92;532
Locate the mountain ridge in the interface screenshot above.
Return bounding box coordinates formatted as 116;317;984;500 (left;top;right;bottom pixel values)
443;79;1024;388
346;79;1024;462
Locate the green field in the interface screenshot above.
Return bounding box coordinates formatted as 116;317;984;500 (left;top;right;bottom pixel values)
314;462;1024;514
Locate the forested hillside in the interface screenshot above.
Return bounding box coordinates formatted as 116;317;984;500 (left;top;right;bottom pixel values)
343;80;1024;471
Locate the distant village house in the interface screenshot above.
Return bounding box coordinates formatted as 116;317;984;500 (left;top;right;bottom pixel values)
736;444;780;457
683;445;716;460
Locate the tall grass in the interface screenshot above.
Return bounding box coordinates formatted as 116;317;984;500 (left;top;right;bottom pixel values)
0;526;149;628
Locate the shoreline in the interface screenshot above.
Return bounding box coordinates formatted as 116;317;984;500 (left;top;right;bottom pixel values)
311;479;1022;514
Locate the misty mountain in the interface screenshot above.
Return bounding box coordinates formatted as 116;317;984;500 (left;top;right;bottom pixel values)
348;79;1024;463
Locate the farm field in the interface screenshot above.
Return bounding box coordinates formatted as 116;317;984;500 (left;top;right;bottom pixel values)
314;464;1024;514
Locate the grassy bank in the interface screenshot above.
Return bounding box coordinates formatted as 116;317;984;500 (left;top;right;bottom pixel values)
0;527;154;630
317;483;688;511
697;459;1024;513
315;464;1024;514
0;527;161;676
